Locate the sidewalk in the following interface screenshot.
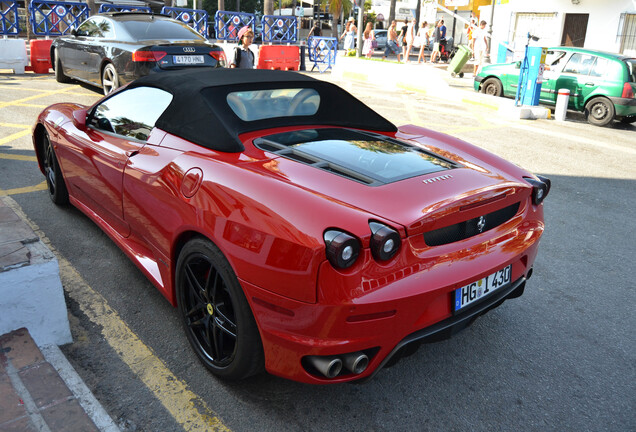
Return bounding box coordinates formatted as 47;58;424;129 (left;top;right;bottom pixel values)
0;196;119;432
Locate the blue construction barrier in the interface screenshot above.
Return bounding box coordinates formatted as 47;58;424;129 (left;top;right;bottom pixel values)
214;10;255;41
98;4;151;13
0;0;19;35
29;0;89;36
261;15;297;43
161;6;208;36
307;37;337;72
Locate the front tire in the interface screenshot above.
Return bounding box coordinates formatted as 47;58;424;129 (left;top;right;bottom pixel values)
42;131;69;205
54;49;71;83
101;63;119;95
176;238;264;380
481;77;503;96
585;97;615;127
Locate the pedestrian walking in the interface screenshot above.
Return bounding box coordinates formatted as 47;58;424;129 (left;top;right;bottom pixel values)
416;21;429;63
382;20;402;62
472;20;489;75
403;17;416;62
230;27;255;69
362;22;376;58
398;19;409;60
429;20;443;63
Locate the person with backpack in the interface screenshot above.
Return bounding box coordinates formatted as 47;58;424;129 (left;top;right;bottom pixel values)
231;27;255;69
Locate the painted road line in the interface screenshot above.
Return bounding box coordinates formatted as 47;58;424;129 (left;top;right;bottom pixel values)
0;152;38;162
4;196;232;432
0;130;32;146
0;87;73;109
0;122;32;129
0;181;47;197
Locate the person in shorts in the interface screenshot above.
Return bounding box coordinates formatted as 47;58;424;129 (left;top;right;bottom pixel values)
382;20;402;62
472;20;489;75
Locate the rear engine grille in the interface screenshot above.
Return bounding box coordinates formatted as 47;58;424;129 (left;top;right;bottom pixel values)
423;202;520;246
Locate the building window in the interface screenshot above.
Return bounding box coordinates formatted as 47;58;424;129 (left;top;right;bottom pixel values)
617;13;636;56
510;12;558;48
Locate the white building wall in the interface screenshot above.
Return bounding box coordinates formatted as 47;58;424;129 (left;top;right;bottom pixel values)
478;0;636;56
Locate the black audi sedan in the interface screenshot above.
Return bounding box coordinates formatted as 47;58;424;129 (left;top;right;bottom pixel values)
51;12;227;94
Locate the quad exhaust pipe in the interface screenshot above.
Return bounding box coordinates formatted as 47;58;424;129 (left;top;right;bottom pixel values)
307;352;369;379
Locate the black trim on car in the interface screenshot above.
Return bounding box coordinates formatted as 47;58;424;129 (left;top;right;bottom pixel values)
360;276;526;381
609;97;636;107
474;75;485;83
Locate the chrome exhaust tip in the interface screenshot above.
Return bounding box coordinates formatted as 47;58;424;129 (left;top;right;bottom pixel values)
342;352;369;375
307;356;343;379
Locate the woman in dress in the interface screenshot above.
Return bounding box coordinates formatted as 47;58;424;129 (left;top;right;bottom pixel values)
340;17;356;55
362;22;375;58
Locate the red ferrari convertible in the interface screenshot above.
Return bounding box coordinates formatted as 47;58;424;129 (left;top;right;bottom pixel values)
33;69;550;384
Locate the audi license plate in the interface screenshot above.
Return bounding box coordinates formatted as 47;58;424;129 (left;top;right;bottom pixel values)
454;265;512;312
173;55;204;65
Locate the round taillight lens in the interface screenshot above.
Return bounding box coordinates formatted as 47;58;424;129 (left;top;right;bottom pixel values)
369;222;401;261
324;230;361;269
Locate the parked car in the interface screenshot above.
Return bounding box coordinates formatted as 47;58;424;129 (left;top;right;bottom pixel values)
33;68;550;384
51;12;226;95
474;47;636;126
373;29;387;49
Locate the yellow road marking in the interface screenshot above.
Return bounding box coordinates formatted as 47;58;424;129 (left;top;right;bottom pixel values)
0;181;47;196
3;196;232;432
0;123;32;129
0;129;32;146
0;87;73;109
12;103;48;108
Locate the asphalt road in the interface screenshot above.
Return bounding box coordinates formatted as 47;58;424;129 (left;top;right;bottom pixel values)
0;71;634;432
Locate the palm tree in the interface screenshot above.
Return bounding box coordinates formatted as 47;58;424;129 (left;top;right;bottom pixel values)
264;0;273;15
388;0;396;26
328;0;352;38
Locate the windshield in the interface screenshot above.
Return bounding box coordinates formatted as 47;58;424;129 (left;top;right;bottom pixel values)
121;18;205;41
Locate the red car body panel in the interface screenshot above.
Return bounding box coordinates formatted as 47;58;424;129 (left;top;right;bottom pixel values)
33;80;546;384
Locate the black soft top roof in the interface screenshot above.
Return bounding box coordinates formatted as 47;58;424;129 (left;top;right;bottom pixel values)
129;68;397;153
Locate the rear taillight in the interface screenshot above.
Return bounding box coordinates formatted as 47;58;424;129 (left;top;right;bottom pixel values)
621;82;634;98
324;230;360;270
525;175;551;205
209;50;227;67
132;51;167;62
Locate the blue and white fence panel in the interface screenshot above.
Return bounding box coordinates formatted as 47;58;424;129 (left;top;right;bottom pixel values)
214;11;255;41
1;0;20;35
98;4;151;13
29;0;89;36
261;15;297;43
161;6;208;36
307;36;337;72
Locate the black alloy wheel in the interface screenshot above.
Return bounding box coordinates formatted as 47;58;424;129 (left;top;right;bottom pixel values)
481;77;503;96
42;131;69;205
176;238;264;380
585;97;615;127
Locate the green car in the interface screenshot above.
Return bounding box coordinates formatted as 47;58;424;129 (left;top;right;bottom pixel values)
474;47;636;126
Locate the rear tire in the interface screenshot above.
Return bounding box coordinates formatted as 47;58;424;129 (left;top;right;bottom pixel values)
585;97;615;127
54;50;71;84
176;238;264;380
101;63;119;95
481;77;503;96
42;131;69;205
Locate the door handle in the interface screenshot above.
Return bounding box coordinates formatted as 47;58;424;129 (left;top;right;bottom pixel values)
585;82;595;86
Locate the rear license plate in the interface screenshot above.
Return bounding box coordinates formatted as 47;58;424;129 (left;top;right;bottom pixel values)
173;55;204;65
454;265;512;312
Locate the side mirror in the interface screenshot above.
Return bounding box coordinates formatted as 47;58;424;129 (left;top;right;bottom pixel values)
515;61;521;69
72;109;87;129
71;28;78;37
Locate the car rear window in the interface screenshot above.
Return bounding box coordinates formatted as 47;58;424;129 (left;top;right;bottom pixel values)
121;19;205;40
624;59;636;83
254;128;457;185
227;88;320;121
